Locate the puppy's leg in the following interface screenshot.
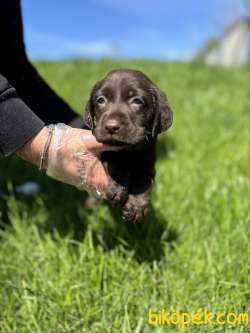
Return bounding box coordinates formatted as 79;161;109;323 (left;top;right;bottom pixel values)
122;146;155;222
102;151;131;206
105;175;128;206
122;189;151;222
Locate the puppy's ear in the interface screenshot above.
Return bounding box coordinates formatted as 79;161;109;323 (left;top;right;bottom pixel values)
83;79;104;130
152;87;173;137
83;100;94;130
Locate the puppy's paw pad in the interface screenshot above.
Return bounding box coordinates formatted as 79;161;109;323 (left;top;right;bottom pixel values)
122;200;149;222
106;185;128;206
112;188;128;206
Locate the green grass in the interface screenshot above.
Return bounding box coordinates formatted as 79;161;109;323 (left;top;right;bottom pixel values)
0;59;250;332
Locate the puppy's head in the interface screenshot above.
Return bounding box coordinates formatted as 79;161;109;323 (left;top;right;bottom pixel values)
84;69;173;146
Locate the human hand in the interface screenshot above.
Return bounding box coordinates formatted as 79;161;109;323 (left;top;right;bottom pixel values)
46;124;121;197
16;124;120;198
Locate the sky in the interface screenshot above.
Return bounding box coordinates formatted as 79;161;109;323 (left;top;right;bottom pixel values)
22;0;247;60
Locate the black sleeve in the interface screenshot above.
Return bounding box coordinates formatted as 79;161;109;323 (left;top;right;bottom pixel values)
0;73;44;156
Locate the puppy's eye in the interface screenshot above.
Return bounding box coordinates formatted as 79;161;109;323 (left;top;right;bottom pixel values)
96;96;107;104
131;97;145;105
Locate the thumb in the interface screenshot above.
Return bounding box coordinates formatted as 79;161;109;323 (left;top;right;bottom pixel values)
98;143;125;153
80;130;125;154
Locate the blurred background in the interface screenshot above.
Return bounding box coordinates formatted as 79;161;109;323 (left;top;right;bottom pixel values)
22;0;250;66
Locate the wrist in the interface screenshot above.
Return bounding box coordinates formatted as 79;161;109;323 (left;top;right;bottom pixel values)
16;127;49;167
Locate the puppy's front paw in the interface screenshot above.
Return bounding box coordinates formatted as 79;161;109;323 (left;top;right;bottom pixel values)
122;194;150;222
106;180;128;206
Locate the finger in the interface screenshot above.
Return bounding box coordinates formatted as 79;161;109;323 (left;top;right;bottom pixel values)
81;132;125;153
99;144;125;152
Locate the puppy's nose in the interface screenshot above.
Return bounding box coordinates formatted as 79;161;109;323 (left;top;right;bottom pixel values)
105;119;120;134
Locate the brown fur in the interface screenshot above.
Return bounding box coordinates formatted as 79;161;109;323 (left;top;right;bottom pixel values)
83;69;173;222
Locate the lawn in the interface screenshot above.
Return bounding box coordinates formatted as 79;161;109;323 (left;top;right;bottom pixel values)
0;59;250;332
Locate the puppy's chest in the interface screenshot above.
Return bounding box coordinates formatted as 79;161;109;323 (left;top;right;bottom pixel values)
101;150;148;170
101;150;136;174
101;145;155;177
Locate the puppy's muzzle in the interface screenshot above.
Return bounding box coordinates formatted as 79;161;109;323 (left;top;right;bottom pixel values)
102;112;128;136
105;119;120;135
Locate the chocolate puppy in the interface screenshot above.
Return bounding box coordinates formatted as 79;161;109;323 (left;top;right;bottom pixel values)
83;69;173;222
